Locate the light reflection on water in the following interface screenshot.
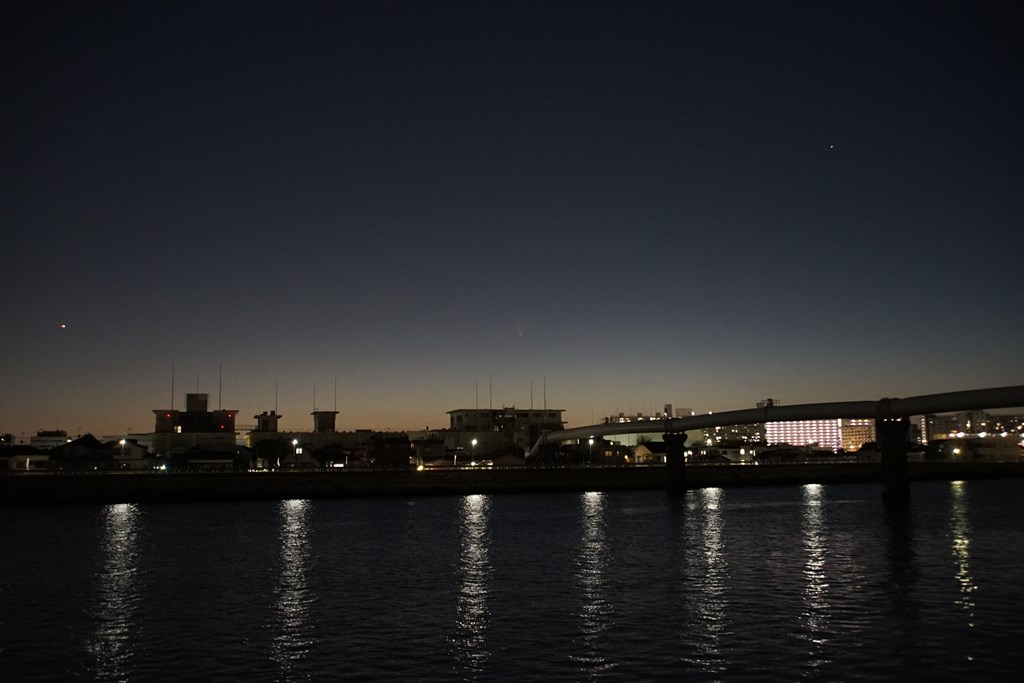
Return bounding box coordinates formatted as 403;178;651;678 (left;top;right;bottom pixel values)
272;498;314;674
573;491;612;675
88;503;140;682
949;482;977;628
5;481;1024;681
698;487;728;668
451;493;491;674
801;484;831;660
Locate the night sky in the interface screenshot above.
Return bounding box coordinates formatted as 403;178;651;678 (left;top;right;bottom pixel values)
3;1;1021;439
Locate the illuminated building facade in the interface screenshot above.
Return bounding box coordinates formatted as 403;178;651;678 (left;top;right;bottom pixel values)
765;418;875;451
923;411;1024;444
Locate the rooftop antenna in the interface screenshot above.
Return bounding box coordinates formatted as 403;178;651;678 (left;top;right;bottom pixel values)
313;382;317;411
334;377;338;411
489;374;492;411
218;362;223;410
275;380;279;412
171;361;175;410
543;376;547;411
196;371;199;395
475;378;479;410
531;379;534;410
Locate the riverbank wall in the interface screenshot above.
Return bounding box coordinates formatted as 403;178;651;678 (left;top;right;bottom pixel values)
2;461;1023;507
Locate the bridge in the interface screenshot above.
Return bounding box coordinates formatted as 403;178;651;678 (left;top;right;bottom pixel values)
529;385;1024;501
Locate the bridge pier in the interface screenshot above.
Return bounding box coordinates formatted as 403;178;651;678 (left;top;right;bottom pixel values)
664;432;688;494
877;417;911;503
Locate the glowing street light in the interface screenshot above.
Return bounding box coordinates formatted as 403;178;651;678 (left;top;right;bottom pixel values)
588;438;594;465
471;438;478;462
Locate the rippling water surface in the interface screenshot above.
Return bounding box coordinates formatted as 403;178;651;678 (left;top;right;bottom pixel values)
3;480;1024;681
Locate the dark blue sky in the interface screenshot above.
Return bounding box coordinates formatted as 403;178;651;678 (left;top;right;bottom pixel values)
3;1;1021;438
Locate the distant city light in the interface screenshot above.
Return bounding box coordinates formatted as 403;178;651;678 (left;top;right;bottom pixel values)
764;418;873;451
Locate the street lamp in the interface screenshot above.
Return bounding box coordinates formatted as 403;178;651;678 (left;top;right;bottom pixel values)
471;438;478;464
588;438;594;466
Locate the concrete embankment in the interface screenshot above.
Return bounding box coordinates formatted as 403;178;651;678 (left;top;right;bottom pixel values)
1;462;1023;507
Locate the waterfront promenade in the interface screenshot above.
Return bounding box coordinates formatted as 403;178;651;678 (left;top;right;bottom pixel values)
2;461;1023;506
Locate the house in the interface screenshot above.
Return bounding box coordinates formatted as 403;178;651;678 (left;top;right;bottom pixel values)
50;434;111;471
111;439;151;470
632;441;667;465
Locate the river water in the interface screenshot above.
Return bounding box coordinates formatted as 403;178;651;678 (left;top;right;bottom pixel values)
2;479;1023;681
